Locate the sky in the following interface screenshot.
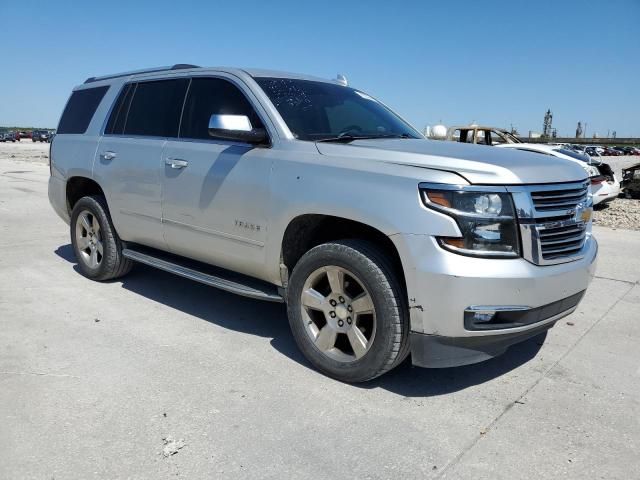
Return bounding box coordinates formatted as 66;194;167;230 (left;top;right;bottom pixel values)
1;0;638;137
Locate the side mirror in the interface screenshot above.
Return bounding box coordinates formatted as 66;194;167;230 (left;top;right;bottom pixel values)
208;114;268;145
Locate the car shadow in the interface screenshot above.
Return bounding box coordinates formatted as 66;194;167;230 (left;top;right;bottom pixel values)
354;333;545;397
54;244;546;397
198;145;250;209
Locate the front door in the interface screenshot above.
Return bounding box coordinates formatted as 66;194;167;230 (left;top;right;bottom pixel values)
161;76;273;279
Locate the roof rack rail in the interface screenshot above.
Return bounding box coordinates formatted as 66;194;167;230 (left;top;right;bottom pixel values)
84;64;200;84
170;64;200;70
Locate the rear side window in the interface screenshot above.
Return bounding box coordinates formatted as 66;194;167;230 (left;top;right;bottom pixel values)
180;77;264;140
57;86;109;134
123;79;189;137
105;84;135;135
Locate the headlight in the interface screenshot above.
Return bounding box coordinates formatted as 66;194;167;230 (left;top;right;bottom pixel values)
421;187;520;258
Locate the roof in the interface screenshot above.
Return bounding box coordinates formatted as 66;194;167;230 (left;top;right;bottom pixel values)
83;65;338;85
240;68;337;83
84;64;200;84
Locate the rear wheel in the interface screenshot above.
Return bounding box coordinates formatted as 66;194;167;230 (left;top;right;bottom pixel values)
70;195;133;281
287;240;410;382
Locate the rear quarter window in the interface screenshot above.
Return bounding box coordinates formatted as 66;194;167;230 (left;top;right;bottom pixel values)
57;86;109;134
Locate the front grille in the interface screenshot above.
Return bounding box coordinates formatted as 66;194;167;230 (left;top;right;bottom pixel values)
510;181;591;266
530;185;588;211
537;222;587;260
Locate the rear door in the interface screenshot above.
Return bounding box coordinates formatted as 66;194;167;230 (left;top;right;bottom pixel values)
161;75;273;278
94;78;189;250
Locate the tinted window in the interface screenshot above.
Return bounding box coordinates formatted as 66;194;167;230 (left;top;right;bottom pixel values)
124;79;189;137
180;77;264;140
57;86;109;134
105;84;135;135
255;78;420;141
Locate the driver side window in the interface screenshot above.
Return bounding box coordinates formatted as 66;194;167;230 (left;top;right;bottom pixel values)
180;77;264;140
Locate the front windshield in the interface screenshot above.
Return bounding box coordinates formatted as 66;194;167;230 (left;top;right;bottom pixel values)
255;77;421;141
553;148;591;162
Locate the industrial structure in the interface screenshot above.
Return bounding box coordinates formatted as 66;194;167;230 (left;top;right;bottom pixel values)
542;109;553;138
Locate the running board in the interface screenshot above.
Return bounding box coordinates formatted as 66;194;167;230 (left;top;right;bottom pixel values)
122;248;284;303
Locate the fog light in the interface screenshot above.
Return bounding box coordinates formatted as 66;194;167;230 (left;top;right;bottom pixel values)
472;311;496;323
465;305;532;331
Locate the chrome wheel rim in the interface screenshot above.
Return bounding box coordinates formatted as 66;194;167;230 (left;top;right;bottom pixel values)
301;266;376;363
75;210;103;268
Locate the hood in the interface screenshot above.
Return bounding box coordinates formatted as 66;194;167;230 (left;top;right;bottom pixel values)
315;139;588;185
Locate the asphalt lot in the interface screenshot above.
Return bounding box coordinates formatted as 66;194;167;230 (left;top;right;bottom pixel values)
1;149;639;479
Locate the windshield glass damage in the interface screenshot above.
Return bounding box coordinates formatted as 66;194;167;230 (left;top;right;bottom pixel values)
255;77;421;142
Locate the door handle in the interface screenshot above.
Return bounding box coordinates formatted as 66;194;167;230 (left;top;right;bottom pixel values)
101;151;117;161
165;158;189;169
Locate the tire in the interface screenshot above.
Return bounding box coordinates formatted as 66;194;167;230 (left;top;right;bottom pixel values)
70;195;133;281
287;240;410;383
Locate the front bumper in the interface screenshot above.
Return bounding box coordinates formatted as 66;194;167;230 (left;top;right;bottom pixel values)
391;233;598;368
410;291;584;367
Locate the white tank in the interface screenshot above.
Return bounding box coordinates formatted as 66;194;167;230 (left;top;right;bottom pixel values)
428;124;447;139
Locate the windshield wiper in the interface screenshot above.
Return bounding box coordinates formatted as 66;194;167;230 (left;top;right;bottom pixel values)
316;133;413;143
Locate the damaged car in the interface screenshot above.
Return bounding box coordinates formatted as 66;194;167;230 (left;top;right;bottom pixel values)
621;163;640;199
496;143;620;206
446;125;522;146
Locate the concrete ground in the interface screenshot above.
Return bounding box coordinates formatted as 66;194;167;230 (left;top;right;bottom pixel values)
1;149;639;479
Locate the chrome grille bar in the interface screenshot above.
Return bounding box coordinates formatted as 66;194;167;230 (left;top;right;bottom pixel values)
508;180;592;266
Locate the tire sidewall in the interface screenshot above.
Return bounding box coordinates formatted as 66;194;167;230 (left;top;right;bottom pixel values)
287;242;404;382
70;197;113;279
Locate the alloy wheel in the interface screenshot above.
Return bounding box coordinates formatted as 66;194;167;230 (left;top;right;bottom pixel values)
300;266;377;362
75;210;103;268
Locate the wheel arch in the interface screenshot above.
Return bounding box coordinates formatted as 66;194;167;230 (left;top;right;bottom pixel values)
280;214;406;290
65;176;106;215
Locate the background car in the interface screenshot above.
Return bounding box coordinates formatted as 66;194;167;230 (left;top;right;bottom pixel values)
495;143;620;206
31;130;51;142
445;125;522;145
619;146;639;155
621;163;640;198
585;147;602;159
602;146;622;156
613;146;628;155
1;131;17;142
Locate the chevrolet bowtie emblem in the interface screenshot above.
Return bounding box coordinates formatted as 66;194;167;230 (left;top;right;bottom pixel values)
573;202;592;224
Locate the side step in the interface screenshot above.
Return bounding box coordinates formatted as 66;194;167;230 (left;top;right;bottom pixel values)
122;248;284;303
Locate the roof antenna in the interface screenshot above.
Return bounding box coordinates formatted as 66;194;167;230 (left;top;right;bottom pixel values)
335;74;348;86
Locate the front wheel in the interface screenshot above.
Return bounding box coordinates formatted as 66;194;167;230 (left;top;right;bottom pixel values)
70;195;133;281
287;240;410;382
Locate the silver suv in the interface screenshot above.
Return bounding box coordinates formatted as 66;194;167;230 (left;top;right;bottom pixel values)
49;65;597;382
